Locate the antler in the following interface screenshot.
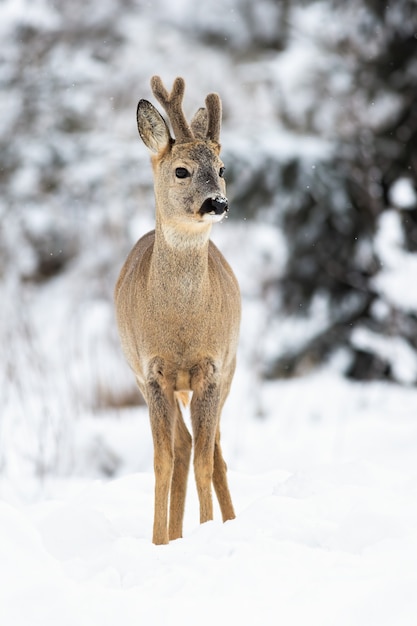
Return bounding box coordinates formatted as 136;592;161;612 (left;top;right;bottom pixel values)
150;76;222;144
150;76;194;143
205;93;222;143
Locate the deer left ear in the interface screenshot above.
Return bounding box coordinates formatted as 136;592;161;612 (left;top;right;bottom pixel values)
137;99;171;153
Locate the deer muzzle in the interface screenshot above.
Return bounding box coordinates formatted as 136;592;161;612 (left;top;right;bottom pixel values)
199;195;229;219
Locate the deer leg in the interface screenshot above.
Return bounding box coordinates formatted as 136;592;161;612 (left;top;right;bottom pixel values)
190;361;220;524
147;365;175;545
192;419;216;524
150;422;173;544
169;403;192;540
150;411;173;545
213;427;235;522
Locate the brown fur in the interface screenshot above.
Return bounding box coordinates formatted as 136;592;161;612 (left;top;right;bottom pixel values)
115;76;240;544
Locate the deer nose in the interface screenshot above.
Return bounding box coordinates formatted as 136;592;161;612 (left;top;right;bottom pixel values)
199;195;229;216
211;196;228;214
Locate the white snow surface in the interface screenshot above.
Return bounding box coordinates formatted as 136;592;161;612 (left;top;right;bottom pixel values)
2;372;417;626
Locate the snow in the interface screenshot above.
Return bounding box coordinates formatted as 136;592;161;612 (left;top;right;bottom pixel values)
389;178;417;210
373;210;417;313
2;373;417;625
351;326;417;385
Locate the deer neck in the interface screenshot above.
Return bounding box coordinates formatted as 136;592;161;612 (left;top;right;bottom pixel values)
151;216;211;289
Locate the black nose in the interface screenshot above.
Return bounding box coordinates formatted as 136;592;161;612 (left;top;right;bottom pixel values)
199;196;229;216
211;196;228;214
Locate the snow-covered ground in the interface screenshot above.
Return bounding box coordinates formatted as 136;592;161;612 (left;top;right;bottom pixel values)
1;371;417;626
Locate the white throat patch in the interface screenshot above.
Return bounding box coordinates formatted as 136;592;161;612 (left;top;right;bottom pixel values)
161;222;211;250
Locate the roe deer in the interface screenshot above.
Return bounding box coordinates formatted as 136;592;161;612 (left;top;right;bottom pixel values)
115;76;240;544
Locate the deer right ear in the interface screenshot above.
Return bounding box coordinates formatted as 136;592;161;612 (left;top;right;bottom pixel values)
191;107;208;139
137;99;171;153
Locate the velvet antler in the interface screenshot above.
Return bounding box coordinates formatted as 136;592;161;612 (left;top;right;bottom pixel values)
205;93;222;143
150;76;194;143
151;76;222;144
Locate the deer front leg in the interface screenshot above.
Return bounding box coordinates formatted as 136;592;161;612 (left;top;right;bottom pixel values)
147;362;175;545
169;404;192;540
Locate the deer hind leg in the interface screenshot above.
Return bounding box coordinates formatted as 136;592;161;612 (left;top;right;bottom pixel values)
213;426;235;522
147;360;176;545
169;399;192;541
213;364;236;522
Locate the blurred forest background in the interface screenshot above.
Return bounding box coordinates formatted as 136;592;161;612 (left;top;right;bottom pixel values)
1;0;417;478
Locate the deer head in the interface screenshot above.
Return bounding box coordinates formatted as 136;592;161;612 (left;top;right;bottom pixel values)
136;76;228;236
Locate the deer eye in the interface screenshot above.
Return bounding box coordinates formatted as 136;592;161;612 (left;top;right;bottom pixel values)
175;167;190;179
219;167;225;178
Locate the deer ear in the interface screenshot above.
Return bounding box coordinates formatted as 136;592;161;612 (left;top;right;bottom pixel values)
137;99;171;153
191;107;208;139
